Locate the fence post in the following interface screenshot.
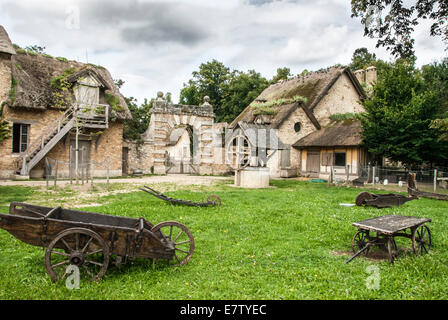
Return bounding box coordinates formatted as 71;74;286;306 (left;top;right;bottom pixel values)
54;160;58;190
45;158;49;190
372;166;376;189
434;169;437;192
91;162;95;190
106;157;110;190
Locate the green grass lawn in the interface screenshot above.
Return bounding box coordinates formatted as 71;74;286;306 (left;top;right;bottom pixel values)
0;179;447;300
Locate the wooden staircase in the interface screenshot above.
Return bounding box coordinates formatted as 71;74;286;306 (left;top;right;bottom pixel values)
17;104;109;176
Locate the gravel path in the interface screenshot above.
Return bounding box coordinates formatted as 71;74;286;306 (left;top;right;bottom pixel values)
0;174;231;187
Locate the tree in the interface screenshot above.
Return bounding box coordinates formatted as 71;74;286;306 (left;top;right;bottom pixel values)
360;58;448;167
425;58;448;140
179;80;201;106
220;70;269;123
350;47;377;70
351;0;448;58
123;97;152;142
179;60;269;123
24;45;46;54
270;67;292;84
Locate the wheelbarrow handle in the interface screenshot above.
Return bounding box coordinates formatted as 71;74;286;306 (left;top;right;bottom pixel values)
345;244;370;264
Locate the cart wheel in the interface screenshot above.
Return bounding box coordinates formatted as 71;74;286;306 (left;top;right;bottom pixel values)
412;225;432;255
351;230;370;256
44;228;109;282
207;195;221;207
151;221;195;266
387;237;398;263
355;192;374;206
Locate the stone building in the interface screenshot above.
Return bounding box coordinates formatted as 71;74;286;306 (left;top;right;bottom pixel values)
229;66;377;179
0;26;132;179
123;93;230;176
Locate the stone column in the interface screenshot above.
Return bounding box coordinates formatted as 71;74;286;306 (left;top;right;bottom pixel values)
198;97;214;175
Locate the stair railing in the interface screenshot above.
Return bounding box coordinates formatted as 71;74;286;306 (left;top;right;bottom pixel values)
18;106;76;174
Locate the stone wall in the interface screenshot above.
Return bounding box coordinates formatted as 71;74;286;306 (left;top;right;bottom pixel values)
140;94;229;175
313;72;365;127
0;98;124;178
122;140;154;174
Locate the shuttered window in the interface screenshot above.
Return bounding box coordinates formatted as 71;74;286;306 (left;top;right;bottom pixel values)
12;123;29;153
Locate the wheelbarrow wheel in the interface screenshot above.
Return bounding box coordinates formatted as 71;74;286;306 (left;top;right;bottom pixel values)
355;192;374;206
151;221;195;266
351;230;370;256
412;225;432;255
44;228;109;282
207;195;221;207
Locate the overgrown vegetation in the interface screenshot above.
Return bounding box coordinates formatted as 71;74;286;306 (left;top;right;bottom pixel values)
105;92;124;113
329;113;364;121
250;96;308;116
360;57;448;167
0;102;10;142
8;77;18;104
50;68;75;109
123;96;152;142
0;180;447;299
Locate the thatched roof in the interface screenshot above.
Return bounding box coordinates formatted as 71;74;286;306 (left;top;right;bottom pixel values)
230;66;365;129
6;52;131;120
0;26;15;55
292;120;363;148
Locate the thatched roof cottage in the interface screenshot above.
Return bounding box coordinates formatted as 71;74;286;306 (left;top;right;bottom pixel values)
0;26;131;179
230;66;376;179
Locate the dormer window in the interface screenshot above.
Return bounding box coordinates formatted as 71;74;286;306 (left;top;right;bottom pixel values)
73;75;101;106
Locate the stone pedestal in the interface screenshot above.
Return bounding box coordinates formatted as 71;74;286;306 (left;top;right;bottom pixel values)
234;166;270;188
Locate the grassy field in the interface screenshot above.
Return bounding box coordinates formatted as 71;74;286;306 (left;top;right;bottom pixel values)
0;179;447;300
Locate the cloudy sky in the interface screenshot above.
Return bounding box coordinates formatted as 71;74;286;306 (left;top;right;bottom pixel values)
0;0;445;103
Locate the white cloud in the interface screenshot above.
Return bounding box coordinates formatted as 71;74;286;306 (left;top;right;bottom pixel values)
0;0;445;104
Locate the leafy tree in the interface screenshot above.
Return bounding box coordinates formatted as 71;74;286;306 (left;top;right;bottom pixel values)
220;70;269;123
350;47;378;70
179;80;201;106
123;97;152;142
270;67;292;84
114;79;125;89
24;45;46;54
179;60;269;122
351;0;448;58
425;58;448;140
360;58;448;166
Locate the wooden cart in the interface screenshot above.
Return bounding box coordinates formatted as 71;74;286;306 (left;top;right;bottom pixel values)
355;191;416;208
346;215;432;263
0;202;194;282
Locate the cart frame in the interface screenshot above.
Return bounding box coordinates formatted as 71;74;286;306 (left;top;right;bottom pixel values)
0;202;194;282
346;215;432;263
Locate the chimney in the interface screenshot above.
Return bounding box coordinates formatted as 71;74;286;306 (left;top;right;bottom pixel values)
353;69;365;84
365;66;377;86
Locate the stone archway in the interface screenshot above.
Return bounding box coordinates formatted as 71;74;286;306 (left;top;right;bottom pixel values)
143;93;216;175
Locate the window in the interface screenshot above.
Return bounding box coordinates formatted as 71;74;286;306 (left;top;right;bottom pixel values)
334;152;346;166
12;123;29;153
294;122;301;133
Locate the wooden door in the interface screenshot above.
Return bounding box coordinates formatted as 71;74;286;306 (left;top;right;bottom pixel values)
306;151;320;176
122;147;129;175
70;140;91;167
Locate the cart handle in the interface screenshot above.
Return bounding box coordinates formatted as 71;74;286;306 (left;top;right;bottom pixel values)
345;244;371;264
44;206;61;219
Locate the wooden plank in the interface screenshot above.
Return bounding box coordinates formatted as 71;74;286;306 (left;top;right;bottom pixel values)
353;215;431;235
